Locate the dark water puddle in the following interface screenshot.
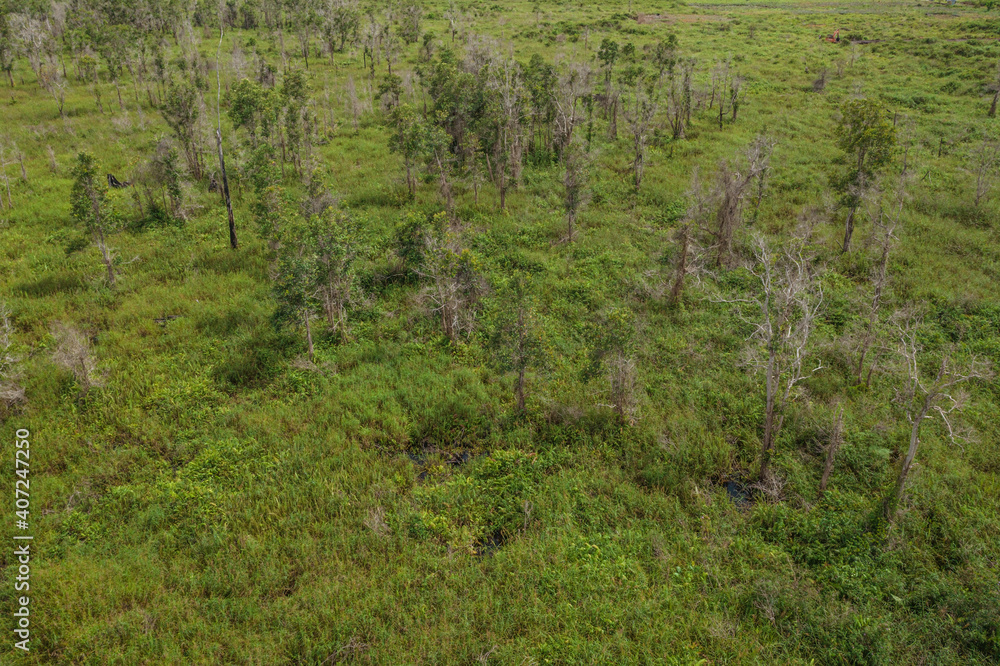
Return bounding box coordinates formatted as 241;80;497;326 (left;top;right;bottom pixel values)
474;529;507;558
724;479;754;508
406;448;478;481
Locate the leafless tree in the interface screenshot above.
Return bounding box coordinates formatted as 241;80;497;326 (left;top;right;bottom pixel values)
748;134;776;225
725;233;825;481
417;230;484;341
883;314;992;521
51;322;102;398
988;60;1000;118
817;405;844;498
0;140;15;209
10;13;48;82
0;302;24;409
485;53;526;211
622;82;658;191
553;61;591;155
970;130;999;208
854;171;909;386
706;137;772;269
670;170;709;306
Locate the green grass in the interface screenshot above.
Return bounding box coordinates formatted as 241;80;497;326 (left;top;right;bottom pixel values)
1;0;1000;663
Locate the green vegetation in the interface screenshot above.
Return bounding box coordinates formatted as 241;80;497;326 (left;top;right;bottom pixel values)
1;0;999;663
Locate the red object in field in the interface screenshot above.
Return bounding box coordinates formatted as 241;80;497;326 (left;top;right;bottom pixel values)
825;29;840;43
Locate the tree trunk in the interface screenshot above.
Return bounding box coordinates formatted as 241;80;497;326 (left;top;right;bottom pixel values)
216;129;238;249
818;407;843;498
515;367;525;411
841;205;857;253
990;89;999;118
304;312;314;362
883;397;933;521
759;351;777;480
95;230;116;287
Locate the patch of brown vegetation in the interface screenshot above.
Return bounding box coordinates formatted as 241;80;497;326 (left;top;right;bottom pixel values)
637;13;728;24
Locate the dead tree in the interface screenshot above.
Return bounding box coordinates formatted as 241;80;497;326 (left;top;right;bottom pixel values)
670;170;709;306
707;136;772;269
562;136;590;241
726;233;824;481
817;406;844;498
0;302;24;409
622;82;658;191
216;28;237;249
854;171;908;386
883;315;992;521
748;135;776;224
553;62;591;156
417;229;483;341
51;322;102;398
988;60;1000;118
971;131;999;208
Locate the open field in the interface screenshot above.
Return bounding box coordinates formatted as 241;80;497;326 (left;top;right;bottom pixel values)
0;0;999;663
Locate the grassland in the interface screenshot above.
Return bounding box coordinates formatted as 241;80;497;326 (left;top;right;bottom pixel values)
1;0;999;663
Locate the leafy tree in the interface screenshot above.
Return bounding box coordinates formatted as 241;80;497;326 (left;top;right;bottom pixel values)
161;80;202;179
281;69;309;173
387;103;426;197
487;272;548;411
70;152;122;287
834;98;896;252
273;250;318;362
306;206;359;340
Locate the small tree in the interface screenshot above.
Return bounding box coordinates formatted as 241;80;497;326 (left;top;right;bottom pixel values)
730;233;824;481
162;81;202;179
970;130;999;208
707;137;772;269
418;224;483;341
70;152;121;287
309;206;359;340
273;251;318;362
0;302;24;409
834;98;896;253
588;307;640;423
622;77;658;192
562;136;589;240
387;103;425;197
670;170;709;306
487;272;548;411
51;322;102;398
854;171;908;386
883;316;992;522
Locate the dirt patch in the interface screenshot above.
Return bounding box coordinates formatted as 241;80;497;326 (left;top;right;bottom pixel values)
637;13;729;24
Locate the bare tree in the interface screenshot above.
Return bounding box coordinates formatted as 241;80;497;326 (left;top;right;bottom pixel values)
854;171;908;386
726;233;824;481
51;322;102;398
670;169;709;306
706;137;772;269
988;60;1000;118
748;135;776;224
553;61;591;155
970;130;999;208
418;229;483;341
345;75;361;131
622;82;658;191
0;140;14;209
0;302;24;409
817;405;844;498
485;53;526;211
883;315;992;521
